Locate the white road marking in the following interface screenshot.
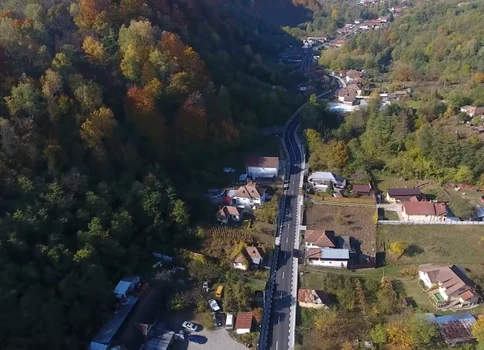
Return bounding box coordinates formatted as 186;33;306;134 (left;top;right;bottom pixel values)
276;341;279;350
280;291;283;299
282;272;285;279
286;237;288;243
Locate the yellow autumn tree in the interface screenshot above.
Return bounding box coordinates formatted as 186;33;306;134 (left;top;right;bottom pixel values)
82;36;106;64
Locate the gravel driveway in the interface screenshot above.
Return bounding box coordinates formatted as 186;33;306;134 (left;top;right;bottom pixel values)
186;327;248;350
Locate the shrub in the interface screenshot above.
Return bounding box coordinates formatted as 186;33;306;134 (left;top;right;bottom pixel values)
400;266;418;277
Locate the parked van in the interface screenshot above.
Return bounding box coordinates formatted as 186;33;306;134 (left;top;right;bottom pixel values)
225;313;234;330
216;285;224;299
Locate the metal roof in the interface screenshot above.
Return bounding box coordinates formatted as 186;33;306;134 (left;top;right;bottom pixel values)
321;248;349;260
141;322;175;350
91;296;139;346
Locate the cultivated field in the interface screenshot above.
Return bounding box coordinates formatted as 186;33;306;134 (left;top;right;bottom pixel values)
305;203;376;256
377;225;484;268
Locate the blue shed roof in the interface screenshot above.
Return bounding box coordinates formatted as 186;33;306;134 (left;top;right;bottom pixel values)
90;296;139;346
435;313;476;324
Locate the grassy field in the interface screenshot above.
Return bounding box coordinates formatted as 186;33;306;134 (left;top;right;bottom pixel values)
305;203;376;256
372;171;433;192
377;225;484;269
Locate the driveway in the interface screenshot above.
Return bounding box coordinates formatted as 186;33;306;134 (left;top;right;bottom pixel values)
186;328;248;350
168;311;248;350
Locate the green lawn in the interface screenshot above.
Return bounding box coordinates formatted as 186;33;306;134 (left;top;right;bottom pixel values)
405;99;423;109
377;225;484;271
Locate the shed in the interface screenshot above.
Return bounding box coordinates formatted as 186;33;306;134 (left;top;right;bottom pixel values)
113;276;141;299
235;312;253;334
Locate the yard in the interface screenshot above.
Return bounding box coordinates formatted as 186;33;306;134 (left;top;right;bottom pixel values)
304;203;377;256
377;225;484;269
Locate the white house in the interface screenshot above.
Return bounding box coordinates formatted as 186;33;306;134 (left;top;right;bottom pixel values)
460;105;484;117
215;206;240;224
113;276;140;299
233;254;248;270
419;264;480;309
233;183;266;207
298;289;332;309
402;202;447;222
246;156;279;179
308;172;346;191
235;312;253;334
304;230;336;248
307;247;349;268
245;246;263;267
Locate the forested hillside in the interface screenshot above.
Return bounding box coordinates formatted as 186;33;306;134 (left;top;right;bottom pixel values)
0;0;300;348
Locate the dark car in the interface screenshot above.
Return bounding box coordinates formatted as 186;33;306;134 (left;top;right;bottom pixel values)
212;312;223;327
187;334;207;344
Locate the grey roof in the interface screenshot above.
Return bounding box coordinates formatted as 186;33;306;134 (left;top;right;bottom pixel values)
308;172;346;186
321;248;349;260
141;322;175;350
91;296;139;346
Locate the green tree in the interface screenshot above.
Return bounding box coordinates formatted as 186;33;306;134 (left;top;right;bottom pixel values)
370;323;387;345
410;314;439;346
377;277;397;314
5;82;45;117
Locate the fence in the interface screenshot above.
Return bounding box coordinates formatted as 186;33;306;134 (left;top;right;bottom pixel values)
309;195;376;205
378;220;484;225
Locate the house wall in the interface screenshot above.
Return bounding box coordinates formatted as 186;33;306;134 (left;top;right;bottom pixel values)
298;301;326;309
251;257;262;265
386;193;396;203
217;215;228;224
439;288;450;301
419;271;433;288
236;328;251;335
234;196;263;207
233;262;247;271
247;166;278;178
403;213;446;222
308;259;348;268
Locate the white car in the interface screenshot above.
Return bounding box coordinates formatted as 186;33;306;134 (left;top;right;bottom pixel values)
182;321;198;332
208;299;220;312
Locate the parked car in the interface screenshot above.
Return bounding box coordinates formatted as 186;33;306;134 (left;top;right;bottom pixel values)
208;299;220;312
187;334;207;344
182;321;198;332
212;312;223;327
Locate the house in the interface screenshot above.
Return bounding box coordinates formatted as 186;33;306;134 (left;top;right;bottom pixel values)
113;276;141;299
345;70;367;84
394;90;409;99
434;313;477;346
346;83;363;96
235;312;253;334
216;206;241;224
333;37;347;47
245;246;263;267
246;156;279;179
419;264;480;309
233;254;248;271
306;247;349;268
233;182;266;207
308;172;346;191
304;230;336;248
402;202;447;222
460;105;484;117
338;88;358;105
297;289;333;309
351;183;372;196
386;188;424;202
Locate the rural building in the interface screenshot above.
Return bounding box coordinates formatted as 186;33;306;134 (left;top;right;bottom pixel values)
386;188;424;202
235;312;253;334
139;322;175;350
460;105;484;117
351;183;372;196
215;206;240;224
338;88;358;105
297;289;332;309
308;172;346;191
233;182;266;207
233;254;248;271
113;276;141;299
401;202;447;222
246;156;279;179
346;83;363;96
419;264;480;309
306;247;349;268
304;230;336;248
245;246;263;267
426;313;477;346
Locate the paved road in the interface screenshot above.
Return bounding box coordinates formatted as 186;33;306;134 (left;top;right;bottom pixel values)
263;47;342;350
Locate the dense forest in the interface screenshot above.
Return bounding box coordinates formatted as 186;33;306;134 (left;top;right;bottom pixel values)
0;0;303;348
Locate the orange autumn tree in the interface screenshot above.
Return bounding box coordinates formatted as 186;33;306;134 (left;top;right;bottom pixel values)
125;85;166;157
175;93;207;146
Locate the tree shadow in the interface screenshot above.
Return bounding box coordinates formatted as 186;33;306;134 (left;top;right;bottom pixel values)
405;244;424;257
